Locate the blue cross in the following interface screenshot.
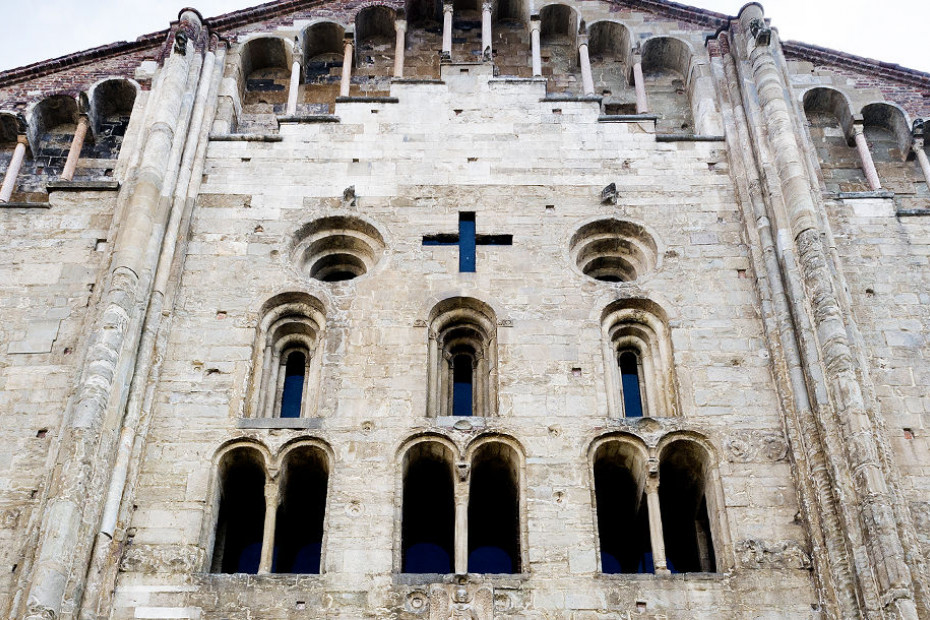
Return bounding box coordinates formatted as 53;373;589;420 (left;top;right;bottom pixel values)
422;212;512;272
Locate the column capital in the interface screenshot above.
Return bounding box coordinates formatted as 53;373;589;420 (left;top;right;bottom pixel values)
395;18;408;32
16;135;28;147
482;0;493;12
913;137;925;153
443;1;454;14
577;33;589;47
852;121;865;136
530;15;541;30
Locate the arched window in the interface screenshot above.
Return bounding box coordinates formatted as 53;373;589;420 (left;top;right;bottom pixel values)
272;445;329;573
401;441;456;573
250;293;325;419
30;94;78;177
602;299;677;419
355;5;396;98
88;78;137;164
593;440;652;573
641;37;694;134
802;88;865;192
658;440;716;573
211;447;267;574
587;21;633;110
237;37;292;128
468;442;521;573
539;4;580;95
427;297;498;417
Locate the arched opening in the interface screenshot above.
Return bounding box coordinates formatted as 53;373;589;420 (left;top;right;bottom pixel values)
89;79;136;161
493;0;530;78
593;441;652;573
240;37;291;120
211;448;267;574
641;37;694;134
803;88;866;192
272;446;328;573
279;350;307;418
659;440;716;573
298;22;346;114
355;6;396;96
293;215;386;283
861;103;926;206
618;351;644;418
402;442;455;573
588;21;632;110
31;95;78;176
468;442;520;573
404;0;442;79
539;4;579;94
427;297;498;417
252;293;326;419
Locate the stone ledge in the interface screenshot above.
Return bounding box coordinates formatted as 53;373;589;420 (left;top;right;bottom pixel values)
836;190;896;200
0;201;51;208
656;134;726;142
540;95;602;103
489;77;547;84
598;114;659;123
393;573;529;586
896;209;930;217
335;96;400;104
277;114;341;124
392;78;445;85
46;180;120;191
236;417;322;429
434;416;488;430
210;133;283;142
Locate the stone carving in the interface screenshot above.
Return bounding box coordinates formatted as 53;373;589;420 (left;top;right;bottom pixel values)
119;544;204;574
725;431;788;463
174;31;189;55
600;182;618;205
429;585;494;620
735;539;811;570
406;590;430;614
748;18;771;46
343;185;357;207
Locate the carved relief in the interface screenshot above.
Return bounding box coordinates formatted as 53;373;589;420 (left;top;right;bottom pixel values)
725;431;789;463
429;585;494;620
119;544;205;574
735;539;812;570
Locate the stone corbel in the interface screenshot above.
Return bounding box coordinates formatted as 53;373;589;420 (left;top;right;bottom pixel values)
456;460;470;482
748;18;771;47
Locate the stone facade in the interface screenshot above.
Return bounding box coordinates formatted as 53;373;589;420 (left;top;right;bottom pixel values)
0;1;929;619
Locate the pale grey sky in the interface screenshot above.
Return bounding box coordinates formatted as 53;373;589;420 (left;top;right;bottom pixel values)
0;0;926;73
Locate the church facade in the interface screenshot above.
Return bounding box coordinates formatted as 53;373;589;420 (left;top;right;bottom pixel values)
1;1;929;618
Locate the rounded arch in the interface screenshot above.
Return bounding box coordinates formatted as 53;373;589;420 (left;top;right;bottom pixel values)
802;87;855;141
862;101;912;160
211;438;274;473
356;5;397;45
641;35;694;79
240;35;292;76
397;432;461;464
588;431;650;467
302;21;347;64
87;77;139;137
428;296;498;339
538;3;579;45
406;0;440;25
587;20;632;64
276;436;334;470
28;94;79;154
259;291;327;333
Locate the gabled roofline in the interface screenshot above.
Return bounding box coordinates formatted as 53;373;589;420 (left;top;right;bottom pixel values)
1;0;928;92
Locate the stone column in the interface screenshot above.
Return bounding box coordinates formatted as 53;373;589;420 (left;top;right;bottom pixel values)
578;34;594;96
285;44;302;116
340;33;354;98
258;481;279;573
427;331;439;416
441;1;454;62
61;114;89;181
474;354;486;417
0;136;27;203
913;138;930;187
481;1;493;61
632;53;648;114
530;16;541;77
454;490;469;573
853;121;882;190
644;475;670;574
393;18;407;78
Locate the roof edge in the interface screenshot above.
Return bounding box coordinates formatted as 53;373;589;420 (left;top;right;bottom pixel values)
783;40;930;89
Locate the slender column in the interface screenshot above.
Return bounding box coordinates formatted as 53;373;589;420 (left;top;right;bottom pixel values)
644;475;669;574
474;354;487;417
441;1;454;62
393;19;407;78
853;122;882;190
60;114;89;181
262;350;281;417
340;34;354;97
0;136;27;203
286;54;301;115
578;34;594;96
440;351;453;417
632;53;648;114
454;493;468;573
481;1;493;61
913;138;930;187
530;16;541;77
427;332;439;416
258;481;279;573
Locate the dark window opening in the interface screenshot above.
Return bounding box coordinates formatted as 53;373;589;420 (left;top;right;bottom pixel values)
280;352;306;418
212;452;266;574
459;212;477;273
468;448;520;573
619;351;643;418
403;451;455;573
594;455;652;574
452;353;474;416
659;444;716;573
272;449;328;573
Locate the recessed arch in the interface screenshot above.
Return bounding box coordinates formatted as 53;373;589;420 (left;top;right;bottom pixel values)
28;94;78;158
400;438;457;573
640;36;694;133
802;87;854;140
467;440;522;573
272;443;330;573
209;445;270;574
862;102;912;162
802;87;868;191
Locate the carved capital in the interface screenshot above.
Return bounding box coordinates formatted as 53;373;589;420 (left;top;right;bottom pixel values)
482;1;493;12
443;1;454;14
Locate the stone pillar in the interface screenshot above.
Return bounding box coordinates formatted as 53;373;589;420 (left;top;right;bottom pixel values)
454;492;469;573
286;44;302;116
0;136;27;203
853;121;882;190
578;34;594;96
530;16;541;77
258;481;279;573
474;354;486;417
427;331;439;416
60;115;89;181
481;1;493;61
393;18;407;78
441;1;454;62
913;138;930;187
23;11;205;620
632;53;648;114
340;33;354;97
644;475;670;574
